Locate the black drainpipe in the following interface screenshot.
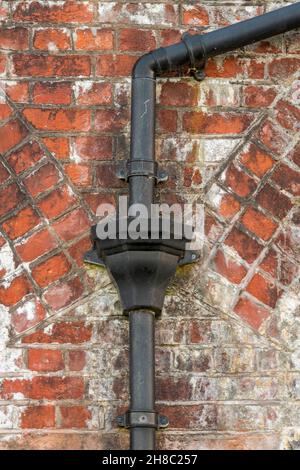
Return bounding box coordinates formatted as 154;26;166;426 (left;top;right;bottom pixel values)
85;3;300;450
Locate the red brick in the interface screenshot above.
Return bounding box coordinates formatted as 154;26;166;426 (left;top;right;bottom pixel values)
44;276;84;310
119;28;155;52
260;249;278;278
256;183;292;219
0;27;28;50
4;81;29;103
64;163;92;187
96;163;125;189
94;108;129;132
68;236;91;266
74;136;113;161
96;54;137;77
31;253;71;288
225;227;263;264
32;82;72;105
23;108;91;131
75;82;112;105
272;163;300;196
38;184;77;220
246;273;281;308
43;137;69;160
183;166;202;187
262;251;297;287
0;183;23;218
33;28;71;51
23;321;92;345
242;207;277;241
1;376;84;400
21;406;55;429
182;5;209;25
206;57;242;79
234;296;270;330
0;101;12;121
160;29;181;47
240;143;274;177
52;208;90;242
157;109;178;133
269;58;300;79
159;404;217;430
75;28;113;51
0;119;27;154
244;58;265;79
60;406;91;429
83;192;115;215
0;274;31;306
0;162;9;184
2;206;40;240
291;142;300;169
16;229;57;262
68;350;86;371
7;141;43;174
276;99;300;132
244;86;277;108
11;298;46;333
28;349;64;372
160;81;198;107
257;120;289;155
213;250;247;284
223;164;257;198
13;54;91;77
13;1;94;23
219;194;241;220
183;111;253;134
24;162;60;197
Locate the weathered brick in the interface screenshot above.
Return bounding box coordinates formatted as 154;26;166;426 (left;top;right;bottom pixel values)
256;183;292;219
276;99;300;132
44;276;84;310
269;58;300;79
119;28;156;52
31;253;71;288
246;273;281;308
183;111;253;134
11;298;46;333
13;54;91;77
4;81;29;103
0;183;23;218
24;162;60;197
96;54;136;77
68;351;86;371
28;349;64;372
222;164;257;198
182;5;209;26
21;406;55;429
243;86;277;108
38;184;77;220
64;163;92;187
2;206;40;240
213;249;247;284
1;377;84;400
23;321;92;344
0;274;31;306
206;57;243;79
23;108;91;131
16;228;57;262
32;82;72;105
240;143;274;177
0;119;28;154
0;27;28;50
241;207;277;241
60;406;91;429
160;81;198;107
157;109;178;133
94;108;129;132
33;28;71;51
234;295;270;329
257;120;289;155
43;137;69;160
75;28;113;51
13;1;94;23
225;227;263;264
98;2;178;26
272;163;300;196
52;208;90;242
7;141;44;174
74;81;112;105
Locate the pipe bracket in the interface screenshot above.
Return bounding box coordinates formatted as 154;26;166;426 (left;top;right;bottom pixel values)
117;411;169;429
116;160;168;183
182;32;206;82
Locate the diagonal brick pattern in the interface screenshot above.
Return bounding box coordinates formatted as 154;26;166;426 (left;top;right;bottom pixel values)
0;0;299;450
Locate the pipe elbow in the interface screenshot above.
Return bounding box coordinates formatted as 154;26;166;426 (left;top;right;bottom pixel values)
132;53;157;79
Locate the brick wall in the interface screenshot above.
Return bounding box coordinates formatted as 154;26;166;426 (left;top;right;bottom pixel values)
0;0;300;450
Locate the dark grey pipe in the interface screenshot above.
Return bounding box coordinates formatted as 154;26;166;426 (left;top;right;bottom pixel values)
126;2;300;450
129;310;155;450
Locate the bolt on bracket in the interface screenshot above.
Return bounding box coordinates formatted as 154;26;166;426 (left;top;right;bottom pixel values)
117;411;169;429
116;159;168;183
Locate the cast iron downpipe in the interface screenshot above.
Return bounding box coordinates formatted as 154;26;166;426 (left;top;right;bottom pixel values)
86;3;300;450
